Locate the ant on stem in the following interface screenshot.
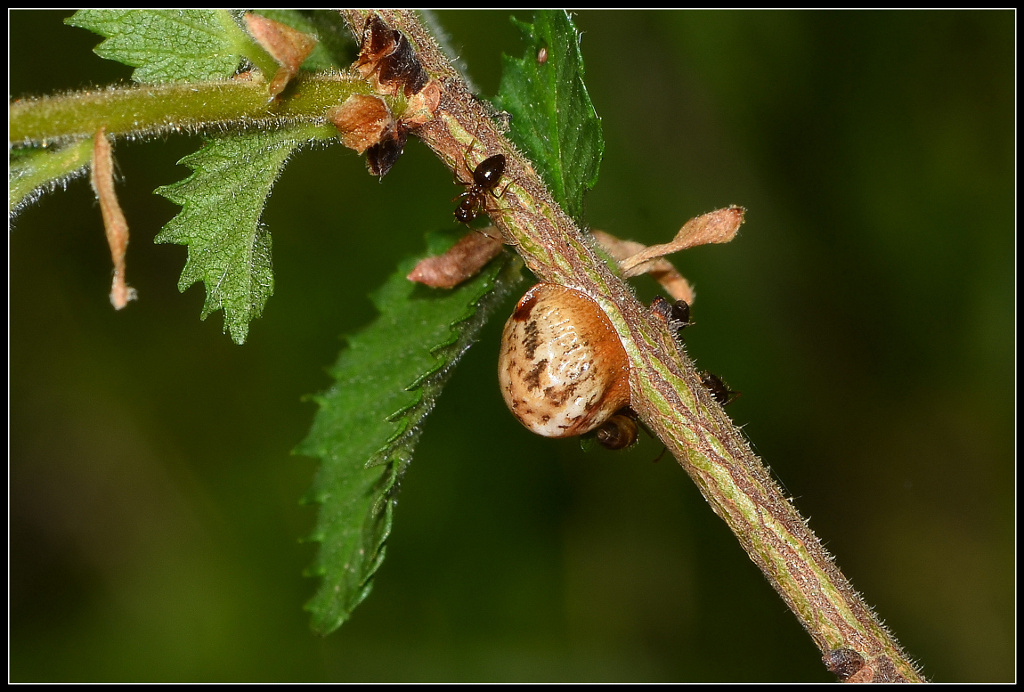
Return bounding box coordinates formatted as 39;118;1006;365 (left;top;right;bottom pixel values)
453;142;507;224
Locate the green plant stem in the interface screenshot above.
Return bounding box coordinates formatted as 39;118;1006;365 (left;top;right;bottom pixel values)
9;72;372;145
351;9;925;682
9;138;95;213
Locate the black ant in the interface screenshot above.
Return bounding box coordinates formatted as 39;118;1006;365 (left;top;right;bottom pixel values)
454;148;507;224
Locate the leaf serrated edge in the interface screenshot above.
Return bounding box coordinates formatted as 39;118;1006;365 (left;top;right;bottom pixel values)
154;126;334;343
300;250;522;633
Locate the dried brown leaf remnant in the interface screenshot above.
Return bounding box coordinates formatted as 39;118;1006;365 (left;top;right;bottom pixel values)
354;14;428;98
400;80;441;130
592;206;745;306
328;95;393;154
244;13;318;99
90;128;137;310
592;229;695;305
407;229;503;289
335;13;441;177
619;205;745;277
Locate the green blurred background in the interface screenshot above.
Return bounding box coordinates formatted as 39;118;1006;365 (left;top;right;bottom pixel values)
10;10;1014;682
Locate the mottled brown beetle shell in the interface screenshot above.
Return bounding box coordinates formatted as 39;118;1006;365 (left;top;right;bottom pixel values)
498;283;630;438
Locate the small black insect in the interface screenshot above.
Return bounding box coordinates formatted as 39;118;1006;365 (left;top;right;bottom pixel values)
651;296;691;342
701;372;740;407
454;153;506;224
594;412;639;451
666;298;690;331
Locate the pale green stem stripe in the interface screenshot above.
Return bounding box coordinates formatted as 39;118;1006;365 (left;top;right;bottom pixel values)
353;9;925;682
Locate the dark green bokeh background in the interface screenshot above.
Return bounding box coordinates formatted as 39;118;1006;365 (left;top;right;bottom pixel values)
10;10;1014;682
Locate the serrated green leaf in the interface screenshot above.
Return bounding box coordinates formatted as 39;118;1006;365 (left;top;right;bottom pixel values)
154;124;335;344
9;138;94;218
65;9;269;84
295;233;522;635
494;10;604;223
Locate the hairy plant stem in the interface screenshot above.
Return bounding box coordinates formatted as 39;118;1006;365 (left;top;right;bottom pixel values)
9;72;373;145
349;9;925;682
